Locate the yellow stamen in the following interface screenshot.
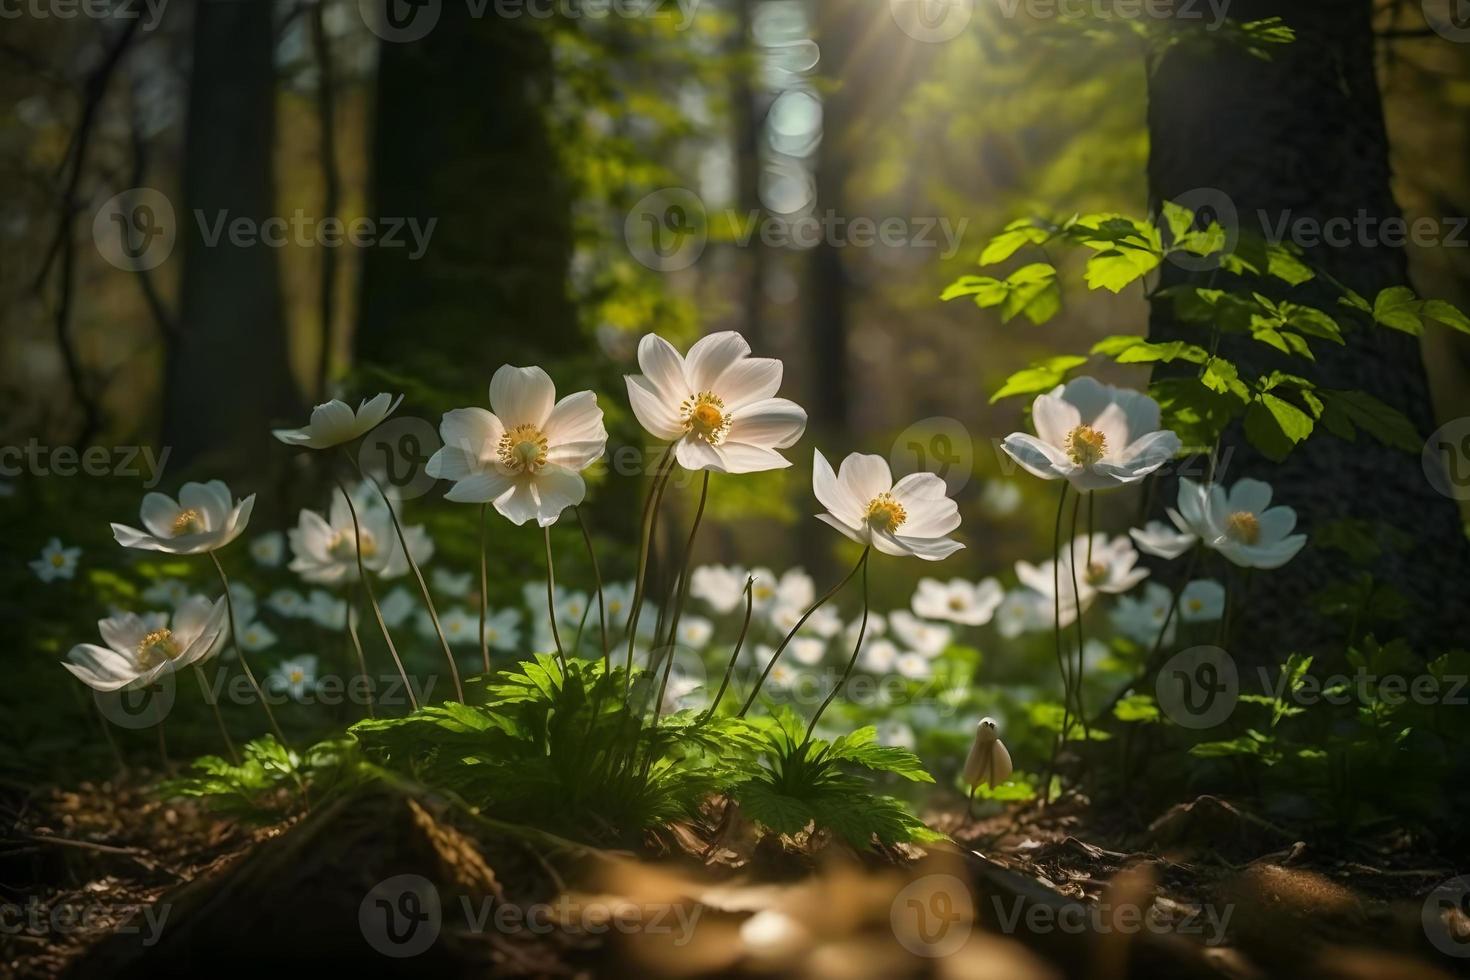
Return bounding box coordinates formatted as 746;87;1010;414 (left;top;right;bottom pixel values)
679;391;731;445
865;493;908;532
496;423;550;473
1065;425;1108;466
137;628;181;669
50;553;65;567
1225;511;1261;545
329;529;377;562
172;508;205;535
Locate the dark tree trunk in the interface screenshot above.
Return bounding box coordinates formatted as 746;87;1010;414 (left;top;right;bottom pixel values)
355;9;578;392
164;0;299;467
1146;0;1470;660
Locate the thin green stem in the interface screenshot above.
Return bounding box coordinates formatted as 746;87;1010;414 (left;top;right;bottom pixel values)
479;503;491;674
741;547;870;718
194;665;238;763
353;460;463;702
574;506;609;664
334;476;418;712
209;551;287;744
1067;493;1090;740
650;471;710;728
624;447;676;696
1041;482;1070;800
544;526;567;671
346;600;374;720
805;553;870;741
698;577;755;726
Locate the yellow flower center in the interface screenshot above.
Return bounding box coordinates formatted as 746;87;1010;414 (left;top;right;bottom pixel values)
865;493;908;533
1225;511;1260;545
50;553;65;567
289;669;304;683
329;529;377;562
753;584;774;600
1065;425;1108;466
948;596;965;611
1085;562;1108;585
497;424;549;474
680;392;731;445
172;508;205;535
1187;599;1204;612
137;628;181;669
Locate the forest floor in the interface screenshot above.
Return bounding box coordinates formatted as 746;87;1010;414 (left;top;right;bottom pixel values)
3;773;1468;979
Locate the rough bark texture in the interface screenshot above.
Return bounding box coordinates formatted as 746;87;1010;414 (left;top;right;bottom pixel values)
355;10;578;392
1146;0;1470;663
163;0;300;467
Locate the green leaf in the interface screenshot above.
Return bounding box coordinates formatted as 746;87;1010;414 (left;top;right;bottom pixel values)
1423;299;1470;335
979;218;1055;265
990;355;1087;403
1373;286;1424;335
1243;392;1314;461
1317;389;1422;453
736;780;813;836
1113;694;1161;723
1085;247;1161;293
1113;339;1209;365
828;727;936;783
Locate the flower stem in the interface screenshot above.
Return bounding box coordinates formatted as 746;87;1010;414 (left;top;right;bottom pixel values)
479;503;491;675
624;447;677;696
574;505;609;664
345;599;375;720
155;706;170;775
544;525;567;672
650;471;710;726
353;461;463;702
741;547;870;718
194;665;239;763
209;551;288;744
1042;482;1070;798
699;577;755;726
805;551;870;741
334;476;418;712
1067;492;1090;740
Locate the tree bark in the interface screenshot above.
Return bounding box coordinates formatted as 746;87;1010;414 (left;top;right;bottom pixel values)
1146;0;1470;660
164;0;299;467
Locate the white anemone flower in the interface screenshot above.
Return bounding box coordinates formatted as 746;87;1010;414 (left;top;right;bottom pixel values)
432;568;474;599
432;607;478;647
601;582;634;626
378;587;417;629
995;589;1050;638
483;608;523;652
1002;377;1180;491
249;532;286;568
811;451;964;561
305;590;349;629
1016;534;1148;627
1129;519;1197;560
911;577;1004;626
790;637;827;665
112;481;255;555
1172;477;1308;570
272;393;402;449
427;365;607;528
142;578;191;607
624;331;807;473
269;655;318;701
266;588;308;619
895;651;932;680
63;597;227;692
888;610;953;658
689;565;746;613
748;568;814;614
859;638;899;674
236;619;278;653
1180;578;1227;622
676;615;714;649
31;538;81;582
1110;582;1176;646
288;488;433;584
963;717;1014;791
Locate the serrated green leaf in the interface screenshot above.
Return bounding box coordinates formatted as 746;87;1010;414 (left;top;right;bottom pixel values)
990;355;1087;403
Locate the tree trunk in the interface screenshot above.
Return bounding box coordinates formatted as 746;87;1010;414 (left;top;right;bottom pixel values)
1146;0;1470;660
164;0;299;468
355;10;578;392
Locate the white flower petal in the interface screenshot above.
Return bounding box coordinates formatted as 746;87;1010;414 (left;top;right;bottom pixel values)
725;397;807;450
636;333;690;402
490;365;556;427
1000;433;1071;482
1031;392;1081;449
714;356;782;409
685;331;751;392
1227;478;1274;515
625;375;685;440
813;449;864;525
837;453;893;504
